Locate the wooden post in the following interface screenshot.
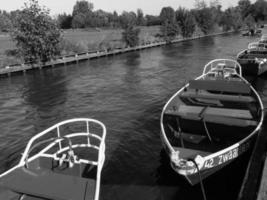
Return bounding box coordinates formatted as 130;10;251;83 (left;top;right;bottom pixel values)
75;54;78;64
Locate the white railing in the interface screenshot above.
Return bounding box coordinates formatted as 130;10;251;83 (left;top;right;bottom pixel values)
202;58;242;77
0;118;106;200
19;118;106;168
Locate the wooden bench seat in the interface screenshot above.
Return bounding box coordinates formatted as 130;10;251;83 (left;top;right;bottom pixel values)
180;91;255;103
189;79;251;94
165;105;257;127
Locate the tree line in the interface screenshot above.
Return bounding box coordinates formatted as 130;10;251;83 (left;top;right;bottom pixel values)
1;0;267;64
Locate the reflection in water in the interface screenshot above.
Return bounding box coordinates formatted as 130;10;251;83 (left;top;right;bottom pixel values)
0;33;262;200
22;70;68;129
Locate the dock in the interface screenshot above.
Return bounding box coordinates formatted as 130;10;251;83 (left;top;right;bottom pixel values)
238;125;267;200
0;30;234;77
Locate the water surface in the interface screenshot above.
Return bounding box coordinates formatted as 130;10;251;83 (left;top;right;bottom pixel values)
0;33;266;200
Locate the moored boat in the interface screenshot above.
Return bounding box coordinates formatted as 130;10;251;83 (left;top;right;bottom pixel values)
160;59;264;185
237;41;267;75
0;118;106;200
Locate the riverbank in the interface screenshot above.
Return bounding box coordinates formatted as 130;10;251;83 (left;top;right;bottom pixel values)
0;28;235;77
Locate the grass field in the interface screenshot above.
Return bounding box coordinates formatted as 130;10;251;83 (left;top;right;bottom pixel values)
0;26;161;67
0;25;222;68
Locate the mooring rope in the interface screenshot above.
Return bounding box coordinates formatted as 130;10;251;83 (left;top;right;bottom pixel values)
188;158;207;200
202;119;212;142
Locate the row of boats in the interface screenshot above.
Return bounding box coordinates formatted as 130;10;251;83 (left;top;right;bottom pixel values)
0;35;266;200
237;34;267;76
161;34;267;185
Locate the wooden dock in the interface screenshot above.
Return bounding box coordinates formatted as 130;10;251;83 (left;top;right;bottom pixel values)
257;153;267;200
238;125;267;200
0;31;234;77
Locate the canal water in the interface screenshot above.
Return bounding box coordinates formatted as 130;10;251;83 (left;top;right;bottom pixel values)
0;33;266;200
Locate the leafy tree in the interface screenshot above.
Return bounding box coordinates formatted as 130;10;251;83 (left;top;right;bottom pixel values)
120;11;137;28
11;0;61;63
160;20;179;43
253;0;267;22
0;11;12;32
145;15;161;26
220;7;242;31
176;7;196;38
122;25;140;47
160;7;179;42
238;0;252;19
92;10;109;27
194;0;208;9
72;0;93;16
57;13;72;29
160;7;176;24
72;0;94;28
72;13;86;28
209;0;223;24
121;11;140;47
193;7;215;34
137;9;145;26
244;14;256;29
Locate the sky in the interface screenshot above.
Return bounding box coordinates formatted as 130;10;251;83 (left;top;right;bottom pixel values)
2;0;256;16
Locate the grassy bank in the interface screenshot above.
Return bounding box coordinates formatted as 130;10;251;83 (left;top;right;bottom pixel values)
0;25;223;68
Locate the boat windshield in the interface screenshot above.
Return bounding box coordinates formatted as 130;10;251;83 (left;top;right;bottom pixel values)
202;59;242;77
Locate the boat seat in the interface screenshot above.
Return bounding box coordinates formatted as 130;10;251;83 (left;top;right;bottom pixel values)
0;166;96;200
165;105;257;127
180;90;255;103
189;79;251;94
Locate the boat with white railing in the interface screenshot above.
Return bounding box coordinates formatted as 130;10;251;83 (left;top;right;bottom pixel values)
0;118;106;200
237;41;267;76
160;59;264;185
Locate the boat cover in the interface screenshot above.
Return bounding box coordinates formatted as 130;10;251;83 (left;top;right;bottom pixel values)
189;80;251;94
0;166;96;200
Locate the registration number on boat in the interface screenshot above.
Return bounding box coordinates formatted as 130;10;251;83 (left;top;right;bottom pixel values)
203;142;250;169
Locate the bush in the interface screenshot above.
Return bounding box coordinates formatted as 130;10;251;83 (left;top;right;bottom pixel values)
11;0;61;63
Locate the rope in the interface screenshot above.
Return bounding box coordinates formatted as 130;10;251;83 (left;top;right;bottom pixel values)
167;123;184;148
188;158;207;200
176;118;184;148
202;119;213;142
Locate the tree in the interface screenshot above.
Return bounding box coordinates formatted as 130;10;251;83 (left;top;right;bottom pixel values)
72;0;93;16
119;11;137;28
57;13;72;29
122;25;140;47
0;11;12;32
160;7;176;24
220;7;242;31
145;15;161;26
253;0;267;22
238;0;252;19
160;7;179;42
194;0;207;9
244;14;256;29
176;7;196;38
72;0;94;28
193;7;215;34
160;21;179;43
11;0;61;63
137;9;145;26
120;11;140;47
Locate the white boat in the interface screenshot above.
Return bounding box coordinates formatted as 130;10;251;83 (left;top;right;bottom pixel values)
0;118;106;200
160;59;264;185
237;42;267;76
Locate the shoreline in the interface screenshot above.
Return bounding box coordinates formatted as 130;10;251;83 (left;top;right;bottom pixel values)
0;30;236;78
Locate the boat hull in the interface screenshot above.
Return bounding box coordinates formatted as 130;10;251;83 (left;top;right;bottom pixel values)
160;60;264;185
237;60;259;76
169;135;256;185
